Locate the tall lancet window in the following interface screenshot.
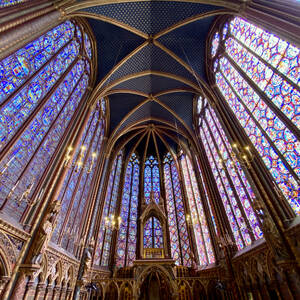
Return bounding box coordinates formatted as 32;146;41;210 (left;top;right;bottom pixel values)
211;17;300;215
197;96;263;250
143;216;163;249
51;100;105;255
144;156;160;204
180;154;215;265
116;153;139;267
163;152;191;266
94;151;123;266
0;21;92;221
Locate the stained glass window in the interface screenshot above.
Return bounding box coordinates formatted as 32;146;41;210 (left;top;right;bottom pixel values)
211;17;300;215
195;155;218;236
180;153;215;265
116;153;139;267
163;152;191;266
94;151;123;266
0;21;92;221
0;0;26;8
51;101;105;255
197;96;263;250
144;156;160;204
143;216;163;249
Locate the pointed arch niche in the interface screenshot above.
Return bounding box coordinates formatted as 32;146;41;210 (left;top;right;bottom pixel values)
140;199;168;259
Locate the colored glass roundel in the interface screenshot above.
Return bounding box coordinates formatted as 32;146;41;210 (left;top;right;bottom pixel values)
0;21;93;221
212;17;300;215
116;153;139;267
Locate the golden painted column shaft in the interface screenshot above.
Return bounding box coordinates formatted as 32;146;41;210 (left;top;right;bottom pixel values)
0;8;63;60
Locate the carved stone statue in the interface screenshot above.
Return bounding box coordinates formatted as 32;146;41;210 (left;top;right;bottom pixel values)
189;251;197;269
30;200;61;264
82;250;92;279
31;216;54;264
255;205;289;260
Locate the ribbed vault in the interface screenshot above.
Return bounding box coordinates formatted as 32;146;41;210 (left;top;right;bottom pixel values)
67;0;234;145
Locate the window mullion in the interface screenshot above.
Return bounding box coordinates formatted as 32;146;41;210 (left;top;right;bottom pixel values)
58;110;97;244
0;56;81;163
229;34;298;92
184;156;210;264
205;113;255;241
73;122;104;254
0;38;75;111
200;127;246;247
102;154;121;264
169;161;184;266
10;72;86;192
65;116;100;251
223;52;300;140
204;117;253;240
220;68;300;182
124;161;134;266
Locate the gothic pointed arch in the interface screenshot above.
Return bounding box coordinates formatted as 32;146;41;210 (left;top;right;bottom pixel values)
208;16;300;215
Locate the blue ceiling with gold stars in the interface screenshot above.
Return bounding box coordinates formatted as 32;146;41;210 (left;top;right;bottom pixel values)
76;0;229;144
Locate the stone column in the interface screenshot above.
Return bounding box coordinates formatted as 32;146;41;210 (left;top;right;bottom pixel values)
34;283;45;300
0;9;63;60
43;285;53;300
51;286;61;300
65;288;73;300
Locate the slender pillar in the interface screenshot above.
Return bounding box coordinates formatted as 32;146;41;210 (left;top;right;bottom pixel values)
0;9;62;59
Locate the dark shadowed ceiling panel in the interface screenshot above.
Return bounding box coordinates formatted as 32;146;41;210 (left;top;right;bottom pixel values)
157;15;217;82
82;1;227;138
81;1;223;35
86;18;145;83
109;93;146;134
157;92;194;129
105;44;198;86
112;74;194;95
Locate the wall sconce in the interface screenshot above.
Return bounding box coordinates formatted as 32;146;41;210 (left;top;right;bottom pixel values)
231;143;254;168
217;233;234;248
186;214;196;227
64;146;73;167
64;144;97;174
104;214;122;230
0;156;15;177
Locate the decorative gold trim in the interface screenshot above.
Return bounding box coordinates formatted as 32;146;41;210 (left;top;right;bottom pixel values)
0;218;30;241
154;40;207;91
103;89;148;98
65;0;240;15
47;245;80;265
108;97;150;140
154;88;197;97
107;127;148;154
94;71;203;100
68;11;148;38
154;9;231;39
153;96;196;140
108;118;193;153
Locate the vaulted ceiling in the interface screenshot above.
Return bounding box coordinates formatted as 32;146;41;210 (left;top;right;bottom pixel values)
67;0;238;153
